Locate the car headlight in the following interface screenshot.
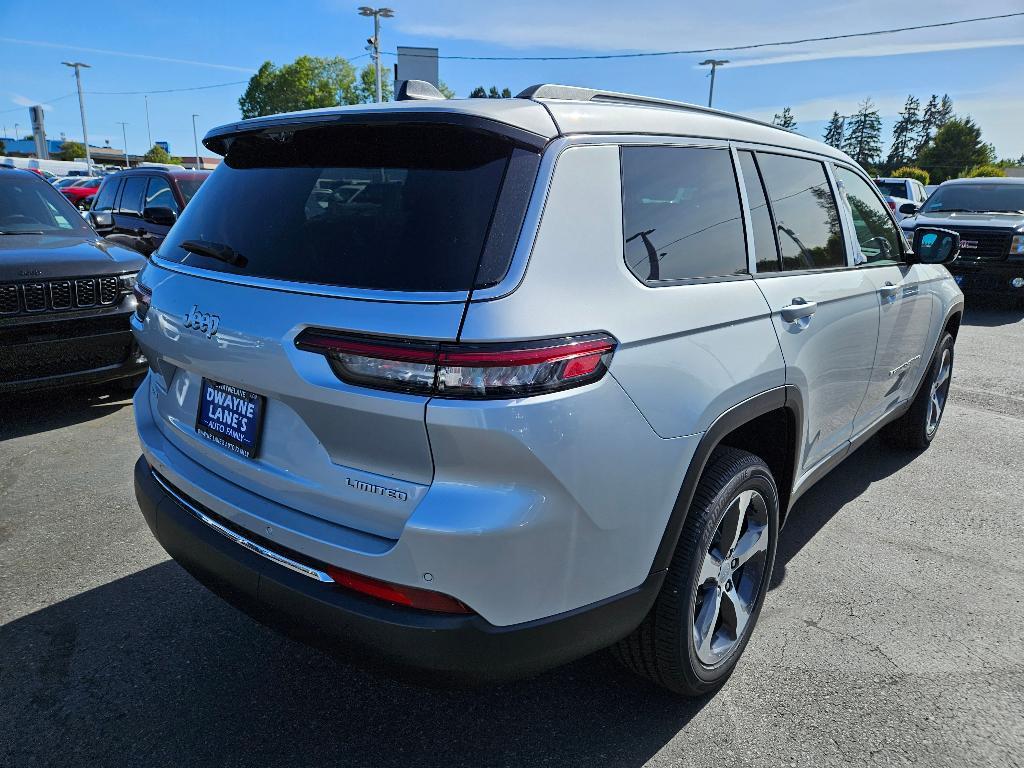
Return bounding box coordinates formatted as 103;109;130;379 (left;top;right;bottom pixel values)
118;272;138;292
1010;234;1024;258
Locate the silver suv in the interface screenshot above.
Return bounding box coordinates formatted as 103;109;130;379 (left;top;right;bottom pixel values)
131;83;964;695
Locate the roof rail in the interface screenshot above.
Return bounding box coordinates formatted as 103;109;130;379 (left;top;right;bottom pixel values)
516;83;785;133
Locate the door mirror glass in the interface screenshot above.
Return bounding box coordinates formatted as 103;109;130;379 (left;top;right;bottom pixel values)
913;227;960;264
89;211;113;228
142;206;177;226
898;202;920;215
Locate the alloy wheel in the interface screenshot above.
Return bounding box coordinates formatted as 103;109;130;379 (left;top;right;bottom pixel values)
692;489;771;667
926;348;952;437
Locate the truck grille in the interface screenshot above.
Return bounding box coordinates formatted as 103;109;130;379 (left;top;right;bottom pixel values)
949;228;1013;262
0;276;124;317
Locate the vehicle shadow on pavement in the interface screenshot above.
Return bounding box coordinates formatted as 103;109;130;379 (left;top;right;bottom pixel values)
0;560;709;768
0;389;134;442
961;297;1023;327
771;434;917;590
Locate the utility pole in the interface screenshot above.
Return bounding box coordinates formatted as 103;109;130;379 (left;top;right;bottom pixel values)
144;95;152;150
13;123;19;140
698;59;729;108
359;6;394;103
62;61;93;173
192;114;202;170
117;121;130;167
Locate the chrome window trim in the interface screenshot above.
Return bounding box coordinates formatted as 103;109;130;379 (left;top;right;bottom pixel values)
151;469;335;583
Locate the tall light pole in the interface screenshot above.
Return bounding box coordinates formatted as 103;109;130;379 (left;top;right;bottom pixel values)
358;6;394;103
13;123;19;141
144;95;153;150
117;121;130;167
62;61;93;173
191;114;202;170
699;59;729;108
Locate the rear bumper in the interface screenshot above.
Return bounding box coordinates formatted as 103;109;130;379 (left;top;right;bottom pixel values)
134;455;661;681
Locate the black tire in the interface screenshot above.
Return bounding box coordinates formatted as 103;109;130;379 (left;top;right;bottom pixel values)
611;447;779;696
882;333;954;450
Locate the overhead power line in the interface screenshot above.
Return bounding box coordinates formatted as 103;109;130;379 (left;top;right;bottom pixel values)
380;12;1024;60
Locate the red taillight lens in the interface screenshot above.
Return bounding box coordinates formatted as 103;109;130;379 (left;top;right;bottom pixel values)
133;282;152;321
887;200;897;212
295;331;617;399
324;565;473;614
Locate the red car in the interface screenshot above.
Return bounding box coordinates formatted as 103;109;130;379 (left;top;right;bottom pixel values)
61;177;102;208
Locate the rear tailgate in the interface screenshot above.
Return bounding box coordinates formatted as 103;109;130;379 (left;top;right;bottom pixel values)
136;267;463;540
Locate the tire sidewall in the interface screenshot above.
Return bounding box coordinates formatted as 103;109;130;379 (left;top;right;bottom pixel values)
921;334;955;445
681;464;780;686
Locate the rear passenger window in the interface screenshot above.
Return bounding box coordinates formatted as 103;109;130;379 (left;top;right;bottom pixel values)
738;151;780;272
93;178;120;212
145;176;179;213
118;176;148;216
755;153;846;270
621;146;747;283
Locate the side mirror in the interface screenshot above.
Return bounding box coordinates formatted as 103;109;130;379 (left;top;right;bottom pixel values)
898;202;920;215
912;227;960;265
142;206;177;226
89;211;113;229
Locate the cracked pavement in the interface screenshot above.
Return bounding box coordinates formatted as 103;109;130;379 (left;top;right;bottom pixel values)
1;301;1022;767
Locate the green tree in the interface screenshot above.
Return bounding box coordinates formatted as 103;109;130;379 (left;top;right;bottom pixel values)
355;64;393;104
238;56;359;118
58;141;86;161
771;107;797;130
842;99;882;166
142;144;182;165
469;85;512;98
0;138;5;155
823;111;845;149
437;81;456;99
965;163;1006;178
914;95;941;156
885;95;919;170
936;95;954;129
917;117;994;183
891;166;930;185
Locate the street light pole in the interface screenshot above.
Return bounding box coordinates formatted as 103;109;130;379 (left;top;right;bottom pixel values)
698;59;729;108
192;114;202;170
144;95;152;150
358;7;394;103
117;121;130;167
62;61;93;173
13;123;19;141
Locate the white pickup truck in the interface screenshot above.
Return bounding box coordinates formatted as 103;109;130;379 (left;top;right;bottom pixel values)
874;177;929;220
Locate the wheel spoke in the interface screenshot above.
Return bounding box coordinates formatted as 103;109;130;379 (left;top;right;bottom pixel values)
723;588;752;638
699;551;721;584
723;490;753;555
694;586;723;656
733;522;768;567
935;362;951;388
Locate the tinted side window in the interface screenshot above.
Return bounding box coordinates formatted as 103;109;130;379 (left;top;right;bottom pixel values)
835;167;903;265
756;153;845;270
621;146;747;283
93;178;120;212
145;176;179;213
738;151;780;272
118;176;148;216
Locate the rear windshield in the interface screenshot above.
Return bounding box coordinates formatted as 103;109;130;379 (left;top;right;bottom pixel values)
874;180;907;198
158;123;535;292
176;178;205;205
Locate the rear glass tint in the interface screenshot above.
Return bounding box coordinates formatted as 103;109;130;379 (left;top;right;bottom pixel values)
158;123;534;292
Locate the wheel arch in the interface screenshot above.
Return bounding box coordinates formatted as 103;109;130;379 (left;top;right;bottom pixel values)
649;385;803;574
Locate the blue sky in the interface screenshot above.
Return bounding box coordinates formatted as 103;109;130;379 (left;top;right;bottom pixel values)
2;0;1022;160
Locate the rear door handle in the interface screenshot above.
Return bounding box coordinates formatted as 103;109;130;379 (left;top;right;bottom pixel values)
880;281;900;302
781;297;817;323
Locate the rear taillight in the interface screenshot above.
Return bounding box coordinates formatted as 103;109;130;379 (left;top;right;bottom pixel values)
295;330;617;399
324;565;473;614
133;282;152;321
886;200;897;211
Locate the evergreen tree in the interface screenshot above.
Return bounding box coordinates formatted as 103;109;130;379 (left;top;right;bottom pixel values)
842;99;882;166
771;107;797;130
936;95;954;128
918;117;994;183
885;95;920;170
823;111;845;149
914;95;941;156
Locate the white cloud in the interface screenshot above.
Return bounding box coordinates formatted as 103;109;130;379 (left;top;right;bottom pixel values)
0;37;256;73
9;94;51;109
725;36;1024;68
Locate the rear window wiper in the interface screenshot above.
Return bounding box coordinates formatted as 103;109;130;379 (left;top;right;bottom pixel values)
180;239;248;268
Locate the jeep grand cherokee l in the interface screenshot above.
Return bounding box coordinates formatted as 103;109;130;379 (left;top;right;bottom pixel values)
1;169;146;393
131;83;964;695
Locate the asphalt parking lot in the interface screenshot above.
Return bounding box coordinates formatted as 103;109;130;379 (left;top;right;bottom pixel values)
1;301;1022;768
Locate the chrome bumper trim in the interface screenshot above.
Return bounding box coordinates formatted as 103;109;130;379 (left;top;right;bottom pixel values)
151;469;335;583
